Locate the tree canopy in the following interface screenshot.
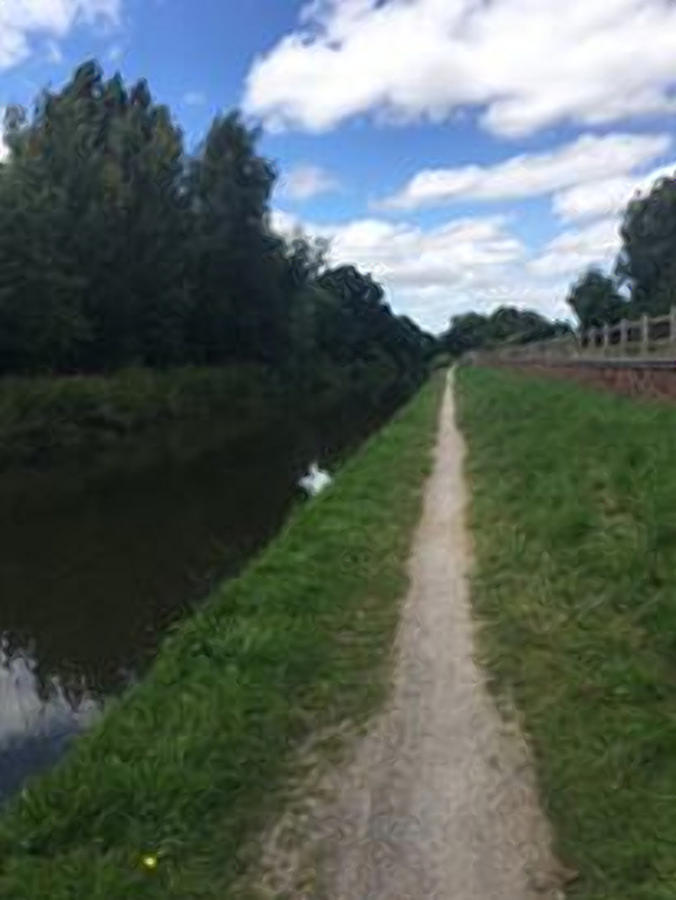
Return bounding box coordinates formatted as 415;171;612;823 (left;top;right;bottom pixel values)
441;306;571;357
565;269;626;331
0;60;432;397
563;170;676;330
439;166;676;351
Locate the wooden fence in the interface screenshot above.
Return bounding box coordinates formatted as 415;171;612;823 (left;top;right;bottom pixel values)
477;307;676;364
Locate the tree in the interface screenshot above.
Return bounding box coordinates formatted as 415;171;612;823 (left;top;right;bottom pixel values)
617;173;676;314
439;305;571;358
185;113;289;366
0;58;434;407
0;61;188;372
565;269;627;330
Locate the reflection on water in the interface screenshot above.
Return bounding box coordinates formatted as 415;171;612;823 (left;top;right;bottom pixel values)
0;402;386;803
0;639;100;801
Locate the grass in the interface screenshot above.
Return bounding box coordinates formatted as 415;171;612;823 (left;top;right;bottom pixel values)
456;365;676;900
0;373;444;899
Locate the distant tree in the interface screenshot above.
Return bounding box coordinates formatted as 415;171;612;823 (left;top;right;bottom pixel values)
442;312;488;356
617;173;676;315
440;306;569;357
566;269;627;330
487;306;570;344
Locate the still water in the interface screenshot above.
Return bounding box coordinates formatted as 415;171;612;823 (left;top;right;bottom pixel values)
0;407;375;802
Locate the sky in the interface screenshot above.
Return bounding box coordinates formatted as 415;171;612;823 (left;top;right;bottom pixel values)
1;1;676;333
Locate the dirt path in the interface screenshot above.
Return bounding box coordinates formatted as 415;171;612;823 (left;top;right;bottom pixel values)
250;371;566;899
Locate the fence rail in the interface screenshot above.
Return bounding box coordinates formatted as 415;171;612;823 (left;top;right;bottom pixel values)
476;306;676;365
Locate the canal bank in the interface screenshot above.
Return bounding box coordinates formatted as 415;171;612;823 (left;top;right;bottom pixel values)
0;374;443;899
0;362;417;805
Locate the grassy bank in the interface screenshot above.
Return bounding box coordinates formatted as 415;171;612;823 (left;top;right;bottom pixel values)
456;366;676;899
0;373;444;899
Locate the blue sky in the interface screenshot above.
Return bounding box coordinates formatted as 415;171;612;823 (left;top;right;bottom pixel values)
2;0;676;332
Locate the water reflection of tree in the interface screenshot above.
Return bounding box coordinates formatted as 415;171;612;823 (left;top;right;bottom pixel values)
0;635;100;748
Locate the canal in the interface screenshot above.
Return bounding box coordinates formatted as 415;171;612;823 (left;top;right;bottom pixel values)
0;404;382;802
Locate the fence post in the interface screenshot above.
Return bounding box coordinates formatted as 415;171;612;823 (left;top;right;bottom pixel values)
619;318;627;356
641;313;650;357
670;306;676;346
603;323;610;357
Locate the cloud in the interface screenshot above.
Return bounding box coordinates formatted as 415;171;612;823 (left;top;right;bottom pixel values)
0;0;120;70
272;207;631;329
528;219;621;279
553;160;676;222
271;209;548;330
279;164;341;201
380;133;670;210
45;39;63;64
244;0;676;137
182;91;207;107
107;42;124;62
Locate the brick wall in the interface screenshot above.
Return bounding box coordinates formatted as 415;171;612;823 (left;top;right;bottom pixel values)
497;362;676;402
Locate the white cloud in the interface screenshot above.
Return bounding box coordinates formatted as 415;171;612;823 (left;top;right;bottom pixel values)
272;209;548;330
182;91;207;107
274;211;523;288
553;160;676;222
280;163;341;201
0;0;120;70
380;133;670;210
45;38;63;64
107;42;124;62
272;207;630;329
244;0;676;137
528;219;621;279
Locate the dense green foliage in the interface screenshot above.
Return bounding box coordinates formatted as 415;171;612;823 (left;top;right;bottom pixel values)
566;269;626;330
0;375;443;899
458;366;676;899
618;175;676;315
440;306;571;357
566;169;676;328
0;60;432;394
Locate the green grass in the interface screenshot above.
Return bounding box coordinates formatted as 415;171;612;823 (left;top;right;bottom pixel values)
456;366;676;900
0;373;444;899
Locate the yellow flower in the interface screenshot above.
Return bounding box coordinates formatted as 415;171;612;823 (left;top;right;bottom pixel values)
142;854;158;870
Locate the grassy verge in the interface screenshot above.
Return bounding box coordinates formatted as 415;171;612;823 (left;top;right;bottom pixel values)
0;373;444;899
456;366;676;900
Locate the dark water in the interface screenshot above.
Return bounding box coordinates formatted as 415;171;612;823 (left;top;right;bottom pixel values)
0;406;379;803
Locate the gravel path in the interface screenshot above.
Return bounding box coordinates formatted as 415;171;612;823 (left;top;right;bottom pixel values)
248;371;567;899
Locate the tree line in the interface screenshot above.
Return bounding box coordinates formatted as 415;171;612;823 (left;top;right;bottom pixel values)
0;61;433;391
440;305;571;358
441;159;676;355
566;173;676;330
